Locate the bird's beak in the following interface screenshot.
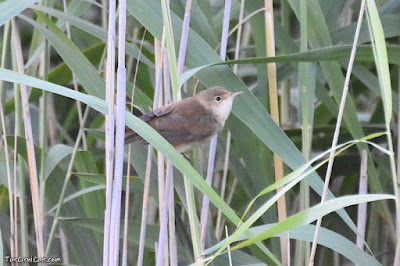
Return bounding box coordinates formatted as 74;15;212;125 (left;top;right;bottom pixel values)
230;91;243;98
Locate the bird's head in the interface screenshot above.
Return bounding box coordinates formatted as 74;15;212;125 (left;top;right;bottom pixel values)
196;86;243;122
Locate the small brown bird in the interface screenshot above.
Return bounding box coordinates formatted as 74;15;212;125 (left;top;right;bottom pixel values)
125;86;242;152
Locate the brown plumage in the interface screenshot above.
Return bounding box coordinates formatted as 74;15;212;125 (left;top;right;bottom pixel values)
125;86;242;152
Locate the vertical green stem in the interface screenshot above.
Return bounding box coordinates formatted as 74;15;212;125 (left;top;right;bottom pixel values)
297;0;310;264
45;107;90;256
39;37;48;235
184;178;202;260
280;0;290;127
10;33;29;259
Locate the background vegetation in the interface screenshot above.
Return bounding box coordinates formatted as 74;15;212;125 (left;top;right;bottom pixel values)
0;0;399;265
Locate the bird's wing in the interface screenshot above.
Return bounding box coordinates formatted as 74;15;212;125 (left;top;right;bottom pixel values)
136;102;176;123
124;102;176;143
154;100;218;145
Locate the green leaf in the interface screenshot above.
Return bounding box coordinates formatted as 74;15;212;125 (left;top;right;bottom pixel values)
205;224;380;266
365;0;393;124
19;12;105;99
44;144;74;180
287;0;394;239
234;194;394;251
31;5;154;67
46;185;105;216
61;218;161;250
0;0;38;27
5;136;102;264
74;173;144;194
332;14;400;45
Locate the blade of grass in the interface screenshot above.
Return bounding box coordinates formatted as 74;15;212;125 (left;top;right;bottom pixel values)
108;0;127;264
61;0;87;149
199;0;232;254
0;77;16;259
45;108;90;256
205;133;386;264
205;224;380;266
297;0;313;263
175;0;203;262
232;194;394;252
0;20;17;260
19;12;105;98
264;0;288;263
31;5;154;67
0;0;38;27
366;0;399;221
309;1;366;263
11;18;44;258
103;0;116;264
365;0;400;261
356;150;368;249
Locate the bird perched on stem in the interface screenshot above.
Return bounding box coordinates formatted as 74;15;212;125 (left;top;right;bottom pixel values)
125;86;242;152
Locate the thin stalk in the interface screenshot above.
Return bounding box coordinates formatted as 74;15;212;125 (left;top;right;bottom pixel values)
215;131;231;240
225;226;233;266
280;0;290;127
0;80;16;259
155;37;165;217
395;231;400;266
62;0;87;150
137;146;154;266
184;176;202;261
264;0;288;264
161;0;179;99
122;160;130;266
162;51;178;266
387;132;399;224
59;229;69;264
103;0;116;264
154;34;170;266
46;94;58;147
15;81;28;258
108;0;127;263
126;28;141;82
397;69;400;186
356;150;368;251
0;21;18;259
232;0;245;75
4;20;21;259
13;135;19;262
45;108;90;256
297;0;310;264
123;27;145;266
396;60;400;266
214;8;266;52
138;35;165;265
200;0;232;250
38;12;49;249
308;1;365;264
177;0;192;76
12;18;44;259
0;21;10;107
168;162;177;266
101;0;108;30
216;0;246;241
176;0;203;261
156;161;174;266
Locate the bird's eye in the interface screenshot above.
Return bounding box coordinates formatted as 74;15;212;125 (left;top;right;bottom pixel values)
215;96;222;102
